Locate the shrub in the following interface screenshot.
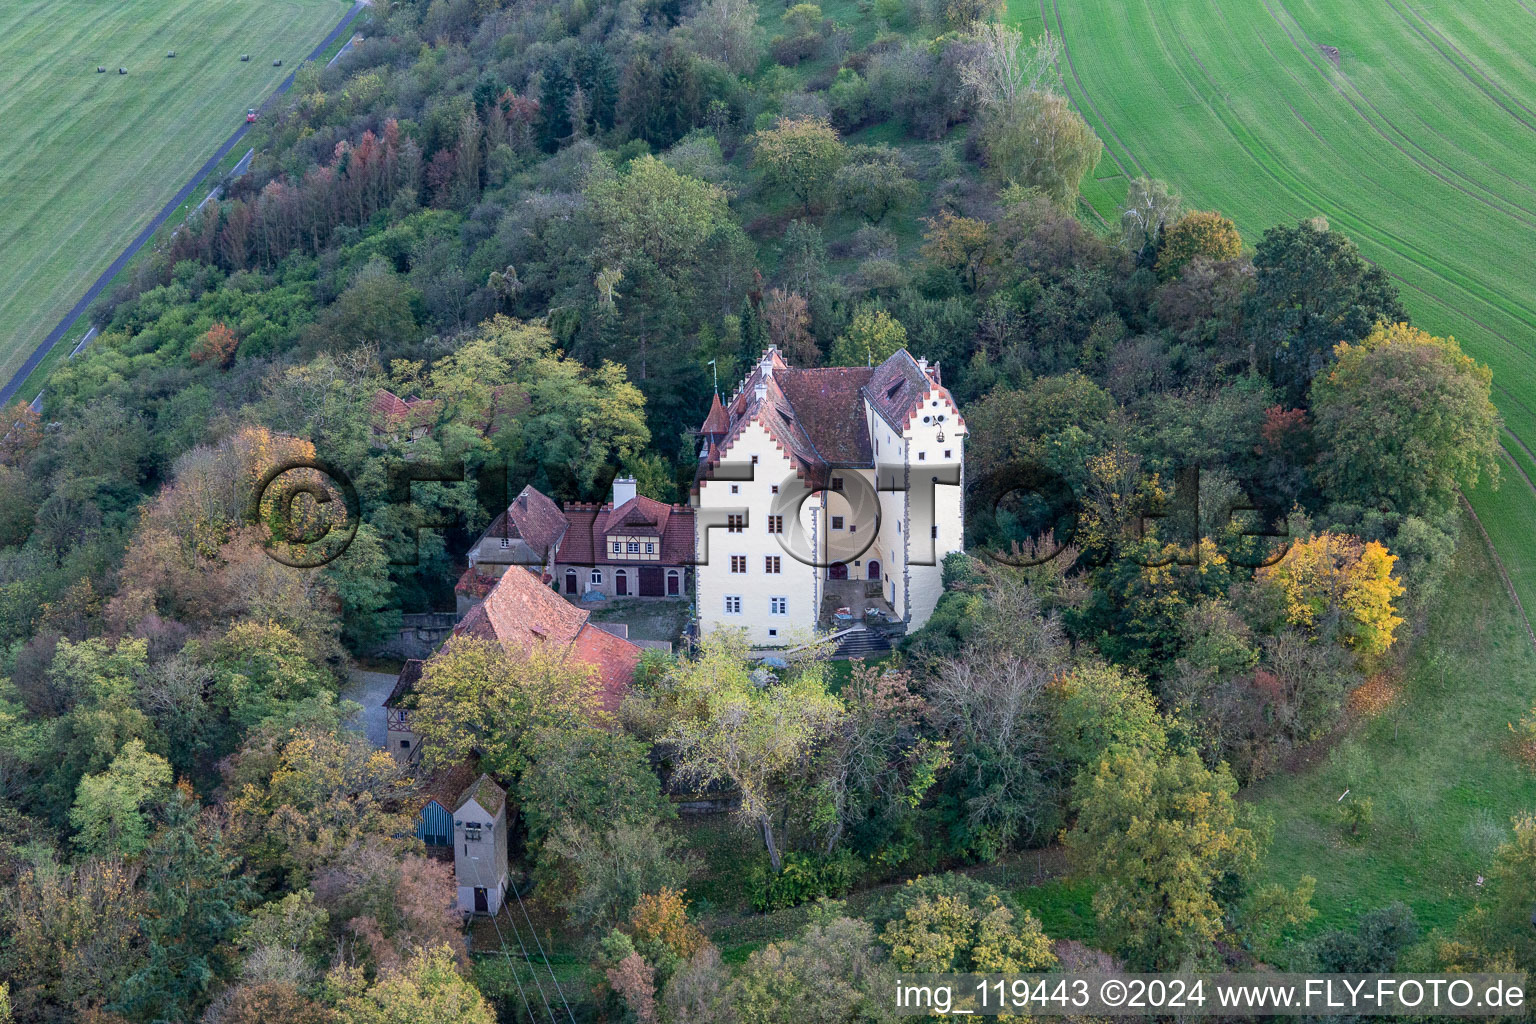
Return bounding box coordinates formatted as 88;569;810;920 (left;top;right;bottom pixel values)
749;851;859;911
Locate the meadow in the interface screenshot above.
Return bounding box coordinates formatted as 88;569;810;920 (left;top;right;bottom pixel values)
0;0;347;388
1249;515;1536;936
1021;0;1536;615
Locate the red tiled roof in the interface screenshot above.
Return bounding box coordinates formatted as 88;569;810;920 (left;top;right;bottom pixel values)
560;495;695;565
370;388;438;430
701;391;729;435
694;347;964;492
453;565;640;710
481;485;569;561
775;367;875;463
572;622;644;713
454;568;499;599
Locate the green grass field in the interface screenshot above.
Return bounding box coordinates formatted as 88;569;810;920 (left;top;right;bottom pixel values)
1026;0;1536;611
1249;517;1536;937
0;0;347;387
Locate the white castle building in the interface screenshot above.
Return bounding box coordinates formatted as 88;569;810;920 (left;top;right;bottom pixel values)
692;347;966;645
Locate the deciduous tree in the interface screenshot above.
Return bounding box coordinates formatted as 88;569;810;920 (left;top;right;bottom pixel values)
69;739;172;858
412;636;605;778
1067;747;1258;969
657;632;843;871
753;117;847;212
1156;210;1242;279
1309;322;1500;518
1247;217;1407;399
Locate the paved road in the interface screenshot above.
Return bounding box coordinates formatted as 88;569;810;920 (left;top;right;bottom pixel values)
340;668;398;748
0;0;369;408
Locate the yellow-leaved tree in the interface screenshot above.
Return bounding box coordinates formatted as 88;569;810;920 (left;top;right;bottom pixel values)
1260;532;1405;655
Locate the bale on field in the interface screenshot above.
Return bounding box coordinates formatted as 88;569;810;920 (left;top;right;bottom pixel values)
166;50;176;58
240;53;249;61
118;67;127;74
97;66;105;73
273;58;282;66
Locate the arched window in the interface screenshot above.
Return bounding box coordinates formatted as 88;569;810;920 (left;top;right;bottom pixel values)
590;569;603;585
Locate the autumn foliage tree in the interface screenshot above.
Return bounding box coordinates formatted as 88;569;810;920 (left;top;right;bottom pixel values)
191;323;239;368
1259;532;1405;656
1155;210;1243;279
0;401;42;467
412;636;605;777
1310;322;1500;517
1067;747;1259;969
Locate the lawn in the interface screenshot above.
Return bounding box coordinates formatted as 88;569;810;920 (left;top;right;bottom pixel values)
1249;515;1536;937
0;0;349;388
1032;0;1536;602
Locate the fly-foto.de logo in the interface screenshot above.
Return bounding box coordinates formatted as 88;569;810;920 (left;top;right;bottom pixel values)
250;456;1291;570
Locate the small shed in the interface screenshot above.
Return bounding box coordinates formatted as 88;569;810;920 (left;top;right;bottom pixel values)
410;756;480;852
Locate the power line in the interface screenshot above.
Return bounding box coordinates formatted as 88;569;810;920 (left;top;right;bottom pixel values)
483;896;538;1023
494;896;558;1024
511;878;578;1024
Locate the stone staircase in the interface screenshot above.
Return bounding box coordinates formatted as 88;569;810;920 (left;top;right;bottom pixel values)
833;625;900;660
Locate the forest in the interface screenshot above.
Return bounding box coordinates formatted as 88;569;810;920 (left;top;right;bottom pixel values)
0;0;1527;1021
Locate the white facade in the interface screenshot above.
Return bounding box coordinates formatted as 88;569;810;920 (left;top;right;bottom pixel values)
695;419;823;643
693;349;966;646
453;781;508;915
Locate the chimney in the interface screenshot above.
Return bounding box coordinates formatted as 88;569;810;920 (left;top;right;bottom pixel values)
612;476;638;507
916;357;928;373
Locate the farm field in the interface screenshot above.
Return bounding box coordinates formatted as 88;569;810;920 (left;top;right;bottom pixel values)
0;0;347;388
1030;0;1536;603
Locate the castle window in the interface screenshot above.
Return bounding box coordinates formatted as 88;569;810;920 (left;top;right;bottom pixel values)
590;569;603;585
771;484;779;494
831;476;843;491
918;451;926;461
464;822;483;843
831;516;844;530
944;450;952;459
730;556;747;574
767;515;783;534
628;541;640;554
731;484;740;494
645;542;654;553
770;597;787;615
765;555;781;574
931;525;938;539
724;595;742;614
727;514;744;533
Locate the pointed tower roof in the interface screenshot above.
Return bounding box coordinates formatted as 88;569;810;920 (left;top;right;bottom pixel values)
701;391;729;436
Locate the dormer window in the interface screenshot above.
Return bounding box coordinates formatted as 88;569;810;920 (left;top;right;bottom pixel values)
886;381;903;400
464;821;483;842
500;537;510;548
628;541;640;554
